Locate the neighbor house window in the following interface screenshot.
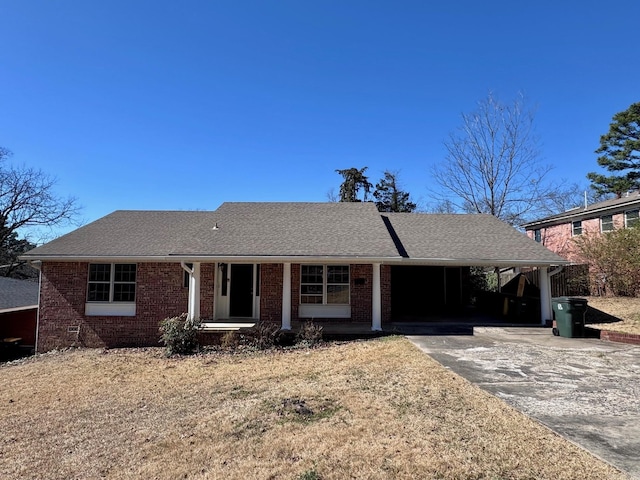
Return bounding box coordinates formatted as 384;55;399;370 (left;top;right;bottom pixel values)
87;264;136;302
572;220;582;236
625;209;639;228
600;215;614;232
300;265;349;305
534;229;541;242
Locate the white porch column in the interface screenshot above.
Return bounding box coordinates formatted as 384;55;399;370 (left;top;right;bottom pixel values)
182;262;201;321
539;266;552;326
281;262;292;330
372;263;382;331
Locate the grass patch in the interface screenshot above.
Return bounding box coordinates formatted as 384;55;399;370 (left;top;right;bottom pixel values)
586;296;640;335
0;338;625;479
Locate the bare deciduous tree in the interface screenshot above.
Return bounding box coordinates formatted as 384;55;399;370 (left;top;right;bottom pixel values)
431;93;558;226
0;147;79;276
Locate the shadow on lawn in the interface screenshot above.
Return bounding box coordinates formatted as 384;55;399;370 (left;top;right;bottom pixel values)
585;306;624;326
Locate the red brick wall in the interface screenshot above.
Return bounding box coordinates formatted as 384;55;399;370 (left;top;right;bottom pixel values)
259;263;283;324
527;212;628;263
350;264;372;323
200;263;215;320
38;262;193;351
381;265;392;325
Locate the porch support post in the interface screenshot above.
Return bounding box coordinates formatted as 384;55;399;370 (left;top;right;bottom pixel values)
539;266;552;326
182;262;201;321
281;262;292;330
372;263;382;331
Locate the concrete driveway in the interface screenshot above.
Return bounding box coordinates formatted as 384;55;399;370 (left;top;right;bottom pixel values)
408;328;640;479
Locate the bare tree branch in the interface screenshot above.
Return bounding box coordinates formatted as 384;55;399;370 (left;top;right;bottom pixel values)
0;147;80;277
430;92;561;226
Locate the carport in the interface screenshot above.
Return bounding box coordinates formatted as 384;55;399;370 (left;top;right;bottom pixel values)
382;213;569;325
391;266;470;319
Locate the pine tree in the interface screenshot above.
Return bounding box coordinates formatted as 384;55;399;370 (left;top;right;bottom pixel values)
587;102;640;198
373;171;416;212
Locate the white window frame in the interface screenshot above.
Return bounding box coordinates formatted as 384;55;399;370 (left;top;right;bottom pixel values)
625;209;639;228
572;220;582;236
86;263;136;316
300;265;350;305
600;214;614;232
299;265;351;319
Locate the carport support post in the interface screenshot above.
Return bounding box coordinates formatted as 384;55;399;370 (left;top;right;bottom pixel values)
539;266;552;326
372;263;382;331
281;262;292;330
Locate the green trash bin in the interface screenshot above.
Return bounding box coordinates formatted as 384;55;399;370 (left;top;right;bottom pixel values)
552;297;588;337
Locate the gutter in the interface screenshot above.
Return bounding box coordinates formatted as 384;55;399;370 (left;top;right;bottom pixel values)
19;254;568;268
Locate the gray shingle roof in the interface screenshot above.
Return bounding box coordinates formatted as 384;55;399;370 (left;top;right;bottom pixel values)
22;202;400;259
0;277;39;310
22;202;567;266
383;212;566;265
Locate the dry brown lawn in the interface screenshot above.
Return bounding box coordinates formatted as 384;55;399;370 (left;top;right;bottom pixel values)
585;296;640;335
0;338;626;480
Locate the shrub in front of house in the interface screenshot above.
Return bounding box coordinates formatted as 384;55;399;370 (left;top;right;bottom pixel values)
296;320;323;347
159;313;200;356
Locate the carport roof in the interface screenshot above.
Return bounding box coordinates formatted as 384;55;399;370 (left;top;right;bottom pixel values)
383;212;567;266
22;202;567;266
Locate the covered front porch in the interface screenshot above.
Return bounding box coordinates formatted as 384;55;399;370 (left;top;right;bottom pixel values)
184;260;559;333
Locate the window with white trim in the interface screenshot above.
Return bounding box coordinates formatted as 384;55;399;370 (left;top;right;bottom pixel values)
87;264;136;302
572;220;582;236
625;209;639;228
600;215;614;232
300;265;349;305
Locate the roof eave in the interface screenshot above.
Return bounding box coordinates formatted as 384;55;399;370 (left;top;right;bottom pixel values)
21;254;568;267
523;198;640;229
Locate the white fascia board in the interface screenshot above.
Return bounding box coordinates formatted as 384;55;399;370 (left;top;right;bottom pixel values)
22;254;568;267
21;254;403;264
383;257;570;267
0;305;38;314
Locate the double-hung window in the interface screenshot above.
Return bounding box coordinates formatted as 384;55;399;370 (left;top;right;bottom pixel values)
625;209;639;228
600;215;614;232
301;265;349;304
300;265;351;318
572;220;582;236
86;264;137;316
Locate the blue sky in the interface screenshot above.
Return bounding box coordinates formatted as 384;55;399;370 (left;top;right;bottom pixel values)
1;1;639;238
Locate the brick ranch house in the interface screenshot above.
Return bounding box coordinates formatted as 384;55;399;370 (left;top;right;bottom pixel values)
22;202;567;352
522;190;640;262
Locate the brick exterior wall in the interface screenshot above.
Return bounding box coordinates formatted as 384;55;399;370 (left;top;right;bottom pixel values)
200;263;215;320
381;264;392;324
38;260;389;351
259;263;283;324
37;262;218;352
350;264;372;323
526;212;627;263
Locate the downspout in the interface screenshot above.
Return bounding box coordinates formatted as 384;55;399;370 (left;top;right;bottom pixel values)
28;261;42;354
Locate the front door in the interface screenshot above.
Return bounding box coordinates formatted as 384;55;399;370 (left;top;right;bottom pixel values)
229;264;254;317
